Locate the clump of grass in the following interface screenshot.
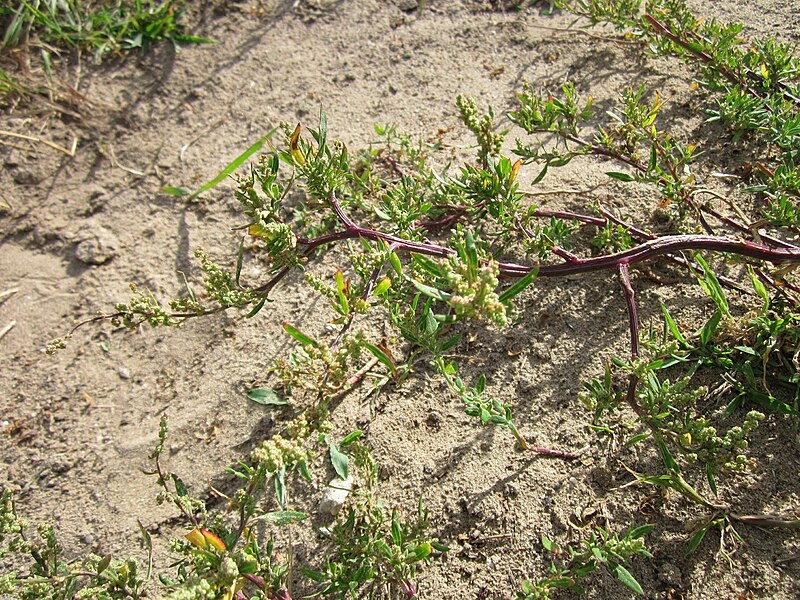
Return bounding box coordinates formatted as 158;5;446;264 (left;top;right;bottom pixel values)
0;1;212;109
1;0;213;61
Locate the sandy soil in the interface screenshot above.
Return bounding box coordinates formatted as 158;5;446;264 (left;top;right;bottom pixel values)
2;1;799;598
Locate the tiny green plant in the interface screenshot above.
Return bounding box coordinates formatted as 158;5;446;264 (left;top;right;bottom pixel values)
518;524;653;599
305;444;446;599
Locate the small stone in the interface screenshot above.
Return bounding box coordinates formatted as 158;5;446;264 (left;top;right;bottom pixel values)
394;0;419;11
74;224;118;265
658;561;682;587
116;367;131;380
319;475;354;516
426;410;443;429
503;482;519;498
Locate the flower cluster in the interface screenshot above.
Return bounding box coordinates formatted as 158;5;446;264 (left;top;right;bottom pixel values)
681;410;765;473
113;283;173;329
195;249;256;308
441;257;508;326
251;434;308;473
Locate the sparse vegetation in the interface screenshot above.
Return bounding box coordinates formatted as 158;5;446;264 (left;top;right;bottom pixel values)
3;0;800;598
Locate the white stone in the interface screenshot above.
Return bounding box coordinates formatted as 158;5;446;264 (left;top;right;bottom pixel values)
319;475;354;516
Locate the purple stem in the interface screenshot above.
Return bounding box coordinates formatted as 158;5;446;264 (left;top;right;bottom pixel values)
618;264;643;411
297;196;800;284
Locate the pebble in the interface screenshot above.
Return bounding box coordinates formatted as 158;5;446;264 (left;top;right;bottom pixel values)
658;561;682;587
116;367;131;380
319;475;354;516
74;224;118;265
395;0;420;11
426;410;443;428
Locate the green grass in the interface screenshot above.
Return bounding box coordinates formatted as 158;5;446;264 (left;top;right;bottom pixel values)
1;0;213;60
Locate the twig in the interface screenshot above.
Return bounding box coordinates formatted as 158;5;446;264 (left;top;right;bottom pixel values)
0;288;19;304
0;129;77;156
526;22;639;45
180;117;226;161
618;264;645;417
107;144;146;176
0;321;16;340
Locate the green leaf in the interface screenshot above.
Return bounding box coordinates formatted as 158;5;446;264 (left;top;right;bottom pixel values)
247;388;289;406
699;310;721;346
364;342;397;378
625;433;651;447
374;206;392;220
656;439;680;472
246;298;267;318
476;374;486;394
297;460;312;481
606;171;636;182
660;304;687;346
748;266;769;310
734;345;758;355
184;130;276;200
629;524;653;539
96;554;111;574
409;278;452;302
686;525;708;555
235;237;245;286
318;107;328;153
439;333;461;352
282;322;317;347
302;567;328;583
412;542;432;560
499;269;538;303
706;463;718;495
137;519;153;581
694;254;730;317
172;474;188;497
275;468;286;507
163;185;190;196
239;560;258;574
389;252;403;276
341;430;363;446
612;564;644;595
256;510;308;526
173;34;216;45
542;534;561;552
329;442;349;480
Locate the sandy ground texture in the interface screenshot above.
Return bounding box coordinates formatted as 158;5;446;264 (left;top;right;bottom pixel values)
2;0;800;598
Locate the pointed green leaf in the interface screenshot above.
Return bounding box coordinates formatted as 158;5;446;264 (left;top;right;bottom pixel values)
246;298;267;318
329;442;349;480
282;322;317;347
612;564;644;595
606;171;636;182
341;430;363;446
660;304;687;346
364;343;397;378
186;130;276;200
686;525;708;555
163;185;190;196
256;510;308;526
499;269;538;303
171;474;188;497
409;278;452;302
247;388;289;407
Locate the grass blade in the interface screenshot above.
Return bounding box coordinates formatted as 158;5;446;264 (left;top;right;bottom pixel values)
167;129;276;200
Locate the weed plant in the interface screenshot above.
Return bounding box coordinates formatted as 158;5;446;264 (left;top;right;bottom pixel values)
4;0;800;598
0;1;211;107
